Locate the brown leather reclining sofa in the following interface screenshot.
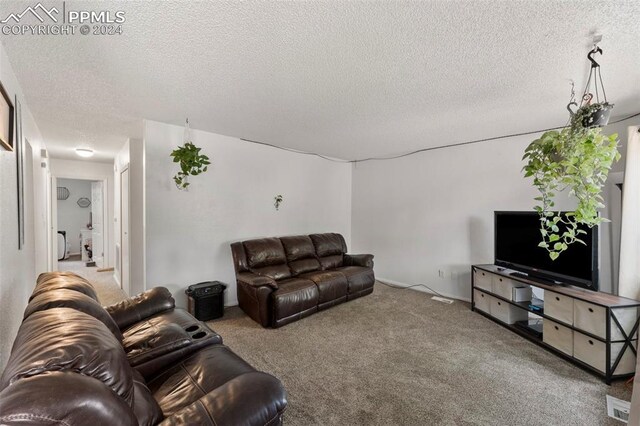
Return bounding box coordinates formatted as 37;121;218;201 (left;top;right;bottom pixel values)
231;233;375;328
0;272;287;425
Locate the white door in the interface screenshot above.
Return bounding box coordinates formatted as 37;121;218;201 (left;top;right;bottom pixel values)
120;168;131;295
91;181;104;268
50;175;58;271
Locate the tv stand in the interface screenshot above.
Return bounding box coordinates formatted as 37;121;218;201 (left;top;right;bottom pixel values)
472;264;640;384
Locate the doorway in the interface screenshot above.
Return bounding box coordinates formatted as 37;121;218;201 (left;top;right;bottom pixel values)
54;178;105;271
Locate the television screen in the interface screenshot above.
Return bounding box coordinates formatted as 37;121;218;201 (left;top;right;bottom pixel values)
494;211;598;290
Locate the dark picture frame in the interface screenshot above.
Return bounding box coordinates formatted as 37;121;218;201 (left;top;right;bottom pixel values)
0;81;14;151
15;97;24;249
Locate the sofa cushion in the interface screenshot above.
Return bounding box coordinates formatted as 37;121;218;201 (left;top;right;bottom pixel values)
280;235;316;261
31;272;98;302
319;254;344;270
148;345;255;417
159;371;287;426
310;233;346;257
0;372;139;426
335;266;375;295
289;258;321;276
0;308;135;405
243;238;287;268
299;271;348;304
24;288;124;341
132;369;164;426
281;235;321;276
249;264;292;281
271;278;319;322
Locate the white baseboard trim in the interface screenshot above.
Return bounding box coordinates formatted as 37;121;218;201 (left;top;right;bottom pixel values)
377;277;471;303
113;273;120;287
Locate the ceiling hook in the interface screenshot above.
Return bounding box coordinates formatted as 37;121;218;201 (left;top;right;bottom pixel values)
587;46;602;68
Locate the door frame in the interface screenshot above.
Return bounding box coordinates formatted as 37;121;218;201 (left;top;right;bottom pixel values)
120;165;130;294
49;175;109;271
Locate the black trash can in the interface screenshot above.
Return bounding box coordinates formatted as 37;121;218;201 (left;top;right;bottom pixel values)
185;281;226;321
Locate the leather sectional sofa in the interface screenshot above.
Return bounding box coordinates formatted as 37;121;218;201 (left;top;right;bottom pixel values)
231;233;375;328
0;272;287;425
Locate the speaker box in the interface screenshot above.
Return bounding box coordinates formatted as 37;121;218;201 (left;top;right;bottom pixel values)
185;281;226;321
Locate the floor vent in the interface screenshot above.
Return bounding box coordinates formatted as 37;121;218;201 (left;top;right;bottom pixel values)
606;395;630;423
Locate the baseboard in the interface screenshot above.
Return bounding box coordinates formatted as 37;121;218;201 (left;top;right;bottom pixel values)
113;273;120;287
377;277;471;303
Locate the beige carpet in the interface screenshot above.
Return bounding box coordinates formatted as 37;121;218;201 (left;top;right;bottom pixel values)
82;273;632;425
208;284;632;426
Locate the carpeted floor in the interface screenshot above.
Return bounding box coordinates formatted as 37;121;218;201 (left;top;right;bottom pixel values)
82;271;631;425
58;260;126;305
207;284;631;426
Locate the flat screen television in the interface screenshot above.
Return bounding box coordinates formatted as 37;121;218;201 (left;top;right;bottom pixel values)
494;211;599;291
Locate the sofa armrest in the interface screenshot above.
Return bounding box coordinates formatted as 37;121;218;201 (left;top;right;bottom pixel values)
237;272;278;290
105;287;175;330
159;372;287;426
344;254;374;268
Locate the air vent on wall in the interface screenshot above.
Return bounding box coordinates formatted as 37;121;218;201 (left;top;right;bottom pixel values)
57;187;70;200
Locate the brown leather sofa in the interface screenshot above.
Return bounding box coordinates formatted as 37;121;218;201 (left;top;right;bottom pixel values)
231;233;375;328
0;272;287;425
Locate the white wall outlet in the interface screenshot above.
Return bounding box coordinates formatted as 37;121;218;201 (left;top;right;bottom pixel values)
438;269;445;278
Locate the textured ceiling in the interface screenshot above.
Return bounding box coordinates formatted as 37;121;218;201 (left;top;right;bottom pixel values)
1;0;639;162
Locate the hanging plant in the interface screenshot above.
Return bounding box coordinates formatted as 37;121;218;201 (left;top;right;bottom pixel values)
523;127;619;259
523;44;620;260
274;194;283;210
170;119;211;190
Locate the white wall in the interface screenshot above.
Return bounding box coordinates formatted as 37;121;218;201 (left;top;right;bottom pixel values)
144;120;352;308
130;138;145;296
50;159;115;270
56;178;92;255
351;134;541;301
0;44;47;370
350;122;633;301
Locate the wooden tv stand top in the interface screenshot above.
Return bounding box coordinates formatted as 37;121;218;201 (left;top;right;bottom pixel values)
473;264;640;308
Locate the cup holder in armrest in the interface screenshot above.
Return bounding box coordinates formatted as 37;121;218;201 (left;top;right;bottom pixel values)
192;331;207;339
185;325;200;332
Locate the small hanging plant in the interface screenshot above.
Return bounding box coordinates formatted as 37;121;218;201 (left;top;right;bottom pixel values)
523;45;620;260
170;119;211;190
274;194;283;210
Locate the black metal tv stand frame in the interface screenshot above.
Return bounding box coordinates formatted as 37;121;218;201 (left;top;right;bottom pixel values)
471;264;640;384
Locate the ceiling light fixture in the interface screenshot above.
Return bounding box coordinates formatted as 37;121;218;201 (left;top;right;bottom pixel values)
75;148;94;158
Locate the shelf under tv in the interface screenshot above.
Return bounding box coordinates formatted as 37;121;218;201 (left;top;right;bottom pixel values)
471;264;640;384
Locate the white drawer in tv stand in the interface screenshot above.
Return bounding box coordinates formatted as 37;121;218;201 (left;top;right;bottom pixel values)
472;264;640;384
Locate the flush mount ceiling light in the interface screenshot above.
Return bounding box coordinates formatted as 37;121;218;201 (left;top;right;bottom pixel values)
75;148;94;158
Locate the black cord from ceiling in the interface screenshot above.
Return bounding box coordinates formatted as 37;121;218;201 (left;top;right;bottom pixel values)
240;111;640;164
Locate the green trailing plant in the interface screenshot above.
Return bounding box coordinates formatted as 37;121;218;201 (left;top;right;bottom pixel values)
170;142;211;190
523;126;620;260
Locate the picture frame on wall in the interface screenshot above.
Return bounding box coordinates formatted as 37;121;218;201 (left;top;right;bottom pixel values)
0;82;14;151
15;96;24;249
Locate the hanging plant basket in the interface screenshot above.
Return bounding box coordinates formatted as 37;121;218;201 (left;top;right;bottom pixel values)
576;102;613;128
